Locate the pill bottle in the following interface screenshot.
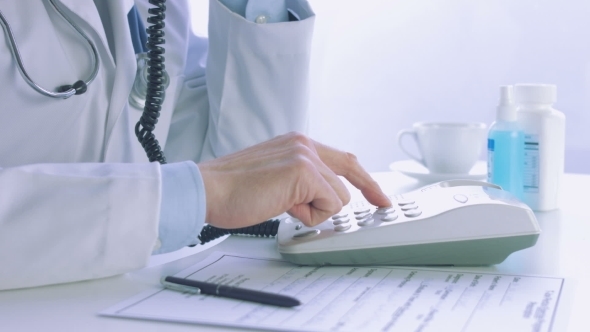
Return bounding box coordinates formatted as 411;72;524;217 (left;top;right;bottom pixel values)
514;84;566;211
487;86;524;200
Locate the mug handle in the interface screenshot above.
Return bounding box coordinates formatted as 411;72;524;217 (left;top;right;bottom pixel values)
397;129;425;166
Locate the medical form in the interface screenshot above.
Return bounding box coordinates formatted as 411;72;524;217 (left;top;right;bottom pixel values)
101;252;567;331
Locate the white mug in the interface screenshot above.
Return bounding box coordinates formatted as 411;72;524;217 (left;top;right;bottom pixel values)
397;122;487;174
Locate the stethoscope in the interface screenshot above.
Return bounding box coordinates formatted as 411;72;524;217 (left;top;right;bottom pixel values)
0;0;166;106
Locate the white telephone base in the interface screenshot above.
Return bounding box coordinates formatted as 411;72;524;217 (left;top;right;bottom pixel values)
276;180;540;266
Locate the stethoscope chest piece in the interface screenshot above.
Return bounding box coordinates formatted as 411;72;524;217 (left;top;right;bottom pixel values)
129;53;170;109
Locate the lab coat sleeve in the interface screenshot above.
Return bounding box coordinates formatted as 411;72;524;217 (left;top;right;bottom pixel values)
0;163;161;290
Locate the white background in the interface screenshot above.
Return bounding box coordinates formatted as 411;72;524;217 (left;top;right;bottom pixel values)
189;0;590;174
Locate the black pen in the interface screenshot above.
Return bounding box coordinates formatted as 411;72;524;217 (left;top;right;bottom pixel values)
160;276;301;308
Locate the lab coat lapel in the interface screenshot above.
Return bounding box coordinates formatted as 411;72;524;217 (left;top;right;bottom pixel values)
56;0;136;82
57;0;134;23
56;0;115;66
100;0;137;160
58;0;137;162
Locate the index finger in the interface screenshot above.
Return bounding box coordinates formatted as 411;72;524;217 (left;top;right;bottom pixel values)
312;140;392;207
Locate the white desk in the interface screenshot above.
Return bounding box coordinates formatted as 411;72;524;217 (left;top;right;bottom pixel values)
1;171;588;331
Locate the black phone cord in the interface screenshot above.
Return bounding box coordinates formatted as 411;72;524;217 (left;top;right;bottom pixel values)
135;0;167;164
191;219;281;246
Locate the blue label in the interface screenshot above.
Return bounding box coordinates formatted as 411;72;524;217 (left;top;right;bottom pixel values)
487;138;495;151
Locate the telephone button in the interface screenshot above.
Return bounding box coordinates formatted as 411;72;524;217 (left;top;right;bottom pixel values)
376;207;395;214
332;213;349;220
355;213;371;220
357;217;375;226
333;218;350;225
401;204;419;211
381;214;399;222
334;224;351;232
397;199;415;206
404;210;422;218
293;229;320;239
354;208;371;215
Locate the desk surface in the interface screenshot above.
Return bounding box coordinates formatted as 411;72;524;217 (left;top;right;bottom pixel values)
1;171;588;331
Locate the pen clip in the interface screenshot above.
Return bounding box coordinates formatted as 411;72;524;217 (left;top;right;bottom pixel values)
160;277;201;295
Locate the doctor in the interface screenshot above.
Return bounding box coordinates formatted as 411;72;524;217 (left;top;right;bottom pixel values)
0;0;390;290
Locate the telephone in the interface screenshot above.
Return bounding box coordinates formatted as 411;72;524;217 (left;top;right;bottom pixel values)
276;180;541;266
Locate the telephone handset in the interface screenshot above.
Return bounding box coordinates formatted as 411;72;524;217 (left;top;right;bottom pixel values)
276;180;541;266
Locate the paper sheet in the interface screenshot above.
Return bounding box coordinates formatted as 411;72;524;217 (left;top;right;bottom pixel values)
101;252;566;332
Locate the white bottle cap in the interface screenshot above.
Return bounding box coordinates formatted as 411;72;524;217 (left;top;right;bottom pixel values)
514;84;557;104
497;85;516;121
499;85;513;104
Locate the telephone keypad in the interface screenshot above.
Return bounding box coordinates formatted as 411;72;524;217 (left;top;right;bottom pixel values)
326;198;420;231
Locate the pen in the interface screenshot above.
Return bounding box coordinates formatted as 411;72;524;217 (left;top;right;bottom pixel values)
160;276;301;308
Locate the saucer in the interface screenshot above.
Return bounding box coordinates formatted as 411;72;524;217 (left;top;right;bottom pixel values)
389;160;487;183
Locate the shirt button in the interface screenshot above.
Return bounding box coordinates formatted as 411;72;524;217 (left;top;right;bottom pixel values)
255;15;268;24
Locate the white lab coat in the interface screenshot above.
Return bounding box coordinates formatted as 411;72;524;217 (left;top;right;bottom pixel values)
0;0;314;290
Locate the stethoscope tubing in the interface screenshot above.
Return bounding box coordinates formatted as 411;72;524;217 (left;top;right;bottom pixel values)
0;0;99;99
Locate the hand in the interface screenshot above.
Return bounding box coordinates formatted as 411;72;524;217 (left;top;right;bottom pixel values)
197;132;391;229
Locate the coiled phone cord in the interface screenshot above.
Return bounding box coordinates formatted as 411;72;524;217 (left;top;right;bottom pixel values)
193;219;280;246
135;0;278;245
135;0;167;164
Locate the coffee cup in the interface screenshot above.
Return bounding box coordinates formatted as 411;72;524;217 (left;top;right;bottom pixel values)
397;122;487;174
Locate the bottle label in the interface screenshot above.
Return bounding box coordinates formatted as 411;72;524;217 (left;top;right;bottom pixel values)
487;138;494;182
523;134;539;193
